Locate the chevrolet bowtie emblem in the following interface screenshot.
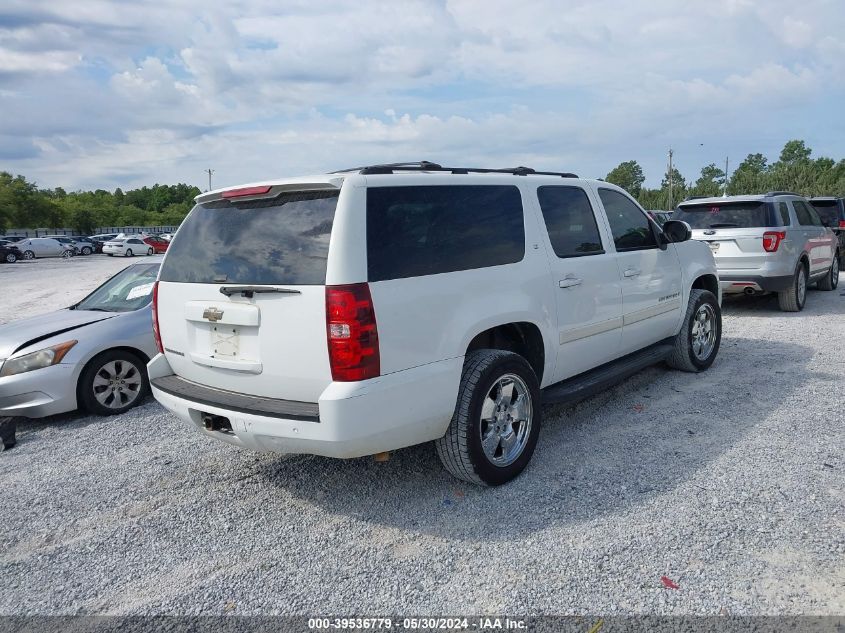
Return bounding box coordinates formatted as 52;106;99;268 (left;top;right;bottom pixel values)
202;307;224;322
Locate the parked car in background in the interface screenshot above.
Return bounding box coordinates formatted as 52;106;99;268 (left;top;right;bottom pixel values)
88;234;119;253
14;238;75;260
0;235;28;244
72;237;96;255
144;236;169;254
159;233;174;241
0;243;23;263
809;197;845;265
102;237;154;257
674;192;839;311
647;210;672;226
0;260;161;419
43;236;82;255
150;163;722;486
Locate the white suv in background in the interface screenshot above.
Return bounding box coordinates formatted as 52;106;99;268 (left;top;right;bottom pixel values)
150;162;722;485
674;192;839;311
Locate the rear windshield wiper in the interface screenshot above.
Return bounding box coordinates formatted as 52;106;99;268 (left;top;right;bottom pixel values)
708;223;740;228
219;286;302;298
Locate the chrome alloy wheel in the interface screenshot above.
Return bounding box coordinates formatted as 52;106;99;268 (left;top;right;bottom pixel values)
92;359;143;409
479;373;533;467
691;303;717;361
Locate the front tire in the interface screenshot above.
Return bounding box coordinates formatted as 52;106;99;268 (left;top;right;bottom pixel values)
78;350;149;416
667;289;721;372
0;416;17;450
147;247;154;256
436;350;541;486
23;250;34;260
778;262;807;312
125;249;133;257
81;246;92;255
4;252;16;263
817;253;839;291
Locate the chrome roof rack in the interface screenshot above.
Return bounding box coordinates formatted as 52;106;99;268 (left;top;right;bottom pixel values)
332;161;578;178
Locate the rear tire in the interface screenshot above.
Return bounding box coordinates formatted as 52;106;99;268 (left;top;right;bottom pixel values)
81;247;92;255
667;289;721;373
817;253;839;291
147;247;154;256
778;262;807;312
435;350;541;486
125;249;133;257
78;350;149;416
4;252;16;263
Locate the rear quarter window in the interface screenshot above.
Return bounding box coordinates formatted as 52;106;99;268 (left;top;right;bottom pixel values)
159;189;340;285
366;185;525;281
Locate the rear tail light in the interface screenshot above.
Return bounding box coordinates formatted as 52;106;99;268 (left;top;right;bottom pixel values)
762;231;786;253
151;281;163;354
326;283;380;381
839;220;845;229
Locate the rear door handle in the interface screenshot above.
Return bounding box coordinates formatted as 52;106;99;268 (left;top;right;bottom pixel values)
559;276;583;288
623;268;641;278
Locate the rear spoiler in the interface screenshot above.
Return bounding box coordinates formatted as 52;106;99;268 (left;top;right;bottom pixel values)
195;180;343;205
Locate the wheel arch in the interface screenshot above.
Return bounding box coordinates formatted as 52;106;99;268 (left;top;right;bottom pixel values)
75;346;151;400
464;321;546;384
690;273;719;298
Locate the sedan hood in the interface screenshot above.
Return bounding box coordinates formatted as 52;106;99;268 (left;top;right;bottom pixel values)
0;309;117;360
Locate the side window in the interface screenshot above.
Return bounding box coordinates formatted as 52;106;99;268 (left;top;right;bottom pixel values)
366;185;525;281
536;186;604;258
793;200;813;226
778;202;791;226
805;204;823;227
598;188;658;251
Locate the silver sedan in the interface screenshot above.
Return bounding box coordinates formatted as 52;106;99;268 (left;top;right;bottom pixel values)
0;260;161;419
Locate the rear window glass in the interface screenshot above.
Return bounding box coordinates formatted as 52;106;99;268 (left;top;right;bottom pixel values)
673;202;773;229
366;185;524;281
159;190;339;285
810;200;842;225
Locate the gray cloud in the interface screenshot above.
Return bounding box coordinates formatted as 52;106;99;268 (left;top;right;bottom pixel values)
0;0;843;190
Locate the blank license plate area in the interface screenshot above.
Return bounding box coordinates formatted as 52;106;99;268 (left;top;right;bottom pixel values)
708;241;721;252
211;325;240;358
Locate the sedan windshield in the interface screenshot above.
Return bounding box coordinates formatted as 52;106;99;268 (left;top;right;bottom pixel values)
75;263;160;313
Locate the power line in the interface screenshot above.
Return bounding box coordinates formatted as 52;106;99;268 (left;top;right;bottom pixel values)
203;168;215;192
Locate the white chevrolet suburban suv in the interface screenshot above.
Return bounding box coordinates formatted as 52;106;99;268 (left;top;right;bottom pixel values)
149;162;722;486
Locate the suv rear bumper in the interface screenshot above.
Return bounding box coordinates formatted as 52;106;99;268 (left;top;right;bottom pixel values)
148;353;462;458
719;274;794;293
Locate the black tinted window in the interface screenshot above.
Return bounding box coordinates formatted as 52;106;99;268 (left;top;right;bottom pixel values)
778;202;791;226
793;200;815;226
537;186;604;258
810;200;841;226
366;185;524;281
598;188;657;251
674;202;772;229
159;190;339;285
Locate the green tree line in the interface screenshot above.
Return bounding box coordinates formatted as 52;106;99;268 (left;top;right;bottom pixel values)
605;140;845;210
0;174;201;233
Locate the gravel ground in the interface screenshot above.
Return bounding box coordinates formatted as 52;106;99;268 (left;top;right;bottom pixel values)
0;259;843;616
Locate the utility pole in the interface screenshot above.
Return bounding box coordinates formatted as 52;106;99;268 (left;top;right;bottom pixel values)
204;168;215;192
668;148;674;210
723;156;729;197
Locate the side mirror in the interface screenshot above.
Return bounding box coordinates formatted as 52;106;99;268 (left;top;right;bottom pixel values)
662;220;692;243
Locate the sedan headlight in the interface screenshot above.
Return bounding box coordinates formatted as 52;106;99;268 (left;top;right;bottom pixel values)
0;340;77;378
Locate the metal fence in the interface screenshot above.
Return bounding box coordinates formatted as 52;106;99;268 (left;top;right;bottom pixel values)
2;225;180;238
